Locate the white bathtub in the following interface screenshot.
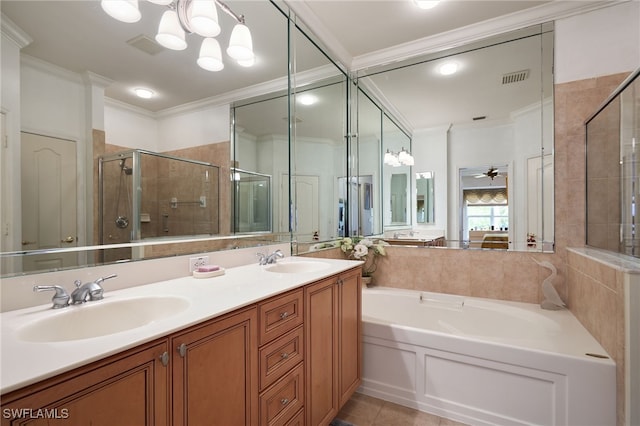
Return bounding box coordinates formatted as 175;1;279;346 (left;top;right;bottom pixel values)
359;287;616;426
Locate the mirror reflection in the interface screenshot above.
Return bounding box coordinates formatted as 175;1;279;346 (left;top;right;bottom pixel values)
416;171;434;224
358;23;554;251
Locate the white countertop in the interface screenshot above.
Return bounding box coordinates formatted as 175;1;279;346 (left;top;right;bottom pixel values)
1;257;361;394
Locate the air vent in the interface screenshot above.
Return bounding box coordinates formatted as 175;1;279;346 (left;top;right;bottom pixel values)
127;35;164;55
502;69;529;85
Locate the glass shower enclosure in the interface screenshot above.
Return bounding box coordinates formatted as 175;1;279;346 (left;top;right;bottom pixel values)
99;150;220;261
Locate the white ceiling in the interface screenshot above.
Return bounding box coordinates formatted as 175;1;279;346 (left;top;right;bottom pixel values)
2;0;609;133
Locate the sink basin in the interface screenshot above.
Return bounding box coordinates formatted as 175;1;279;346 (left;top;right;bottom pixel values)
265;260;330;274
18;296;190;342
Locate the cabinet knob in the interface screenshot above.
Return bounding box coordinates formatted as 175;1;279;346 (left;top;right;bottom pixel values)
159;351;169;366
177;343;187;357
279;312;289;320
280;352;289;359
280;398;289;406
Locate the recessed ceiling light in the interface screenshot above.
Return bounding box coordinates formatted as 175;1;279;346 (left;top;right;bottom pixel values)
414;0;441;10
134;88;154;99
439;61;458;76
297;94;317;106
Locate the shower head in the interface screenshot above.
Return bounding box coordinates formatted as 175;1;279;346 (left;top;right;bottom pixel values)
119;159;133;175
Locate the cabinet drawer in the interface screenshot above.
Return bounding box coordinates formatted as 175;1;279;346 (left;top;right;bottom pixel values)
259;289;303;345
283;408;304;426
260;326;304;391
259;363;304;426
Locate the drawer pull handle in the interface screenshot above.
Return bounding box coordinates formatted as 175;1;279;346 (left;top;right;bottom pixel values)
279;312;289;320
280;398;289;406
159;351;169;366
280;352;289;359
177;343;187;357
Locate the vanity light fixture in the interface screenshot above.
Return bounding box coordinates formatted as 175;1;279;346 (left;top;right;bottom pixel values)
384;148;414;167
101;0;254;72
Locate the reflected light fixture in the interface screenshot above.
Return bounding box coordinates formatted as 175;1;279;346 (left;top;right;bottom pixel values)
101;0;254;72
384;148;414;167
297;93;318;106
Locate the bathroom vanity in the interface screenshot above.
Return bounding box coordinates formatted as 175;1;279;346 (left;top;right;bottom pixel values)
0;258;362;426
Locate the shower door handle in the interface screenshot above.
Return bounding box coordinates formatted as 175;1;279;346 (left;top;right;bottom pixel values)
61;236;75;243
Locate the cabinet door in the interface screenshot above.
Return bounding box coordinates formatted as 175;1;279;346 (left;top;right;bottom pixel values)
172;307;258;426
304;276;339;426
338;269;362;406
1;340;170;426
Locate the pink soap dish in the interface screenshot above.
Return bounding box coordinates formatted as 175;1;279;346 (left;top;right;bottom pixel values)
193;267;225;279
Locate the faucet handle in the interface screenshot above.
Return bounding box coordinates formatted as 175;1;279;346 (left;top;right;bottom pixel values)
257;252;266;265
33;285;70;309
95;273;117;285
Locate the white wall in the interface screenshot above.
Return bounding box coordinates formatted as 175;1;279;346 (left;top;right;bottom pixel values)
104;102;231;152
555;1;640;84
412;126;448;232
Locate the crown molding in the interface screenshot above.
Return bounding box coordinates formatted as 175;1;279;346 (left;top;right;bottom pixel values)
284;0;353;71
1;13;32;49
351;1;617;71
21;54;83;84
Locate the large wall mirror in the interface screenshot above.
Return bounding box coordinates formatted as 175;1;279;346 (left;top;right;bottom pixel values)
357;23;555;252
0;0;345;276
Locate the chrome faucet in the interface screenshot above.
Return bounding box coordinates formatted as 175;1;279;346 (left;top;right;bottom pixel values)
33;285;70;309
257;249;284;265
71;274;117;304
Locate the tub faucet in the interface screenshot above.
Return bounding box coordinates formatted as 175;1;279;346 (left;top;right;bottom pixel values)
33;285;70;309
257;249;284;265
71;274;117;304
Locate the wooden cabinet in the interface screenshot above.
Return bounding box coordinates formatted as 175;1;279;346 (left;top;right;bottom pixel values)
304;268;361;426
258;289;305;426
171;306;258;426
1;266;361;426
0;340;170;426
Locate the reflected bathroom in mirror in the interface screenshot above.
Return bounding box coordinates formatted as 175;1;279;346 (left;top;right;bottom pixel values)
0;0;344;276
357;22;554;252
416;171;434;224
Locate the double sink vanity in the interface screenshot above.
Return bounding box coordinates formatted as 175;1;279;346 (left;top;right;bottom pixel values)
1;257;363;425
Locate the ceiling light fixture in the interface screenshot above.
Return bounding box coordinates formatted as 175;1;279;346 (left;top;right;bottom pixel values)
439;61;458;76
414;0;441;10
101;0;254;72
297;94;318;106
134;88;154;98
384;148;414;167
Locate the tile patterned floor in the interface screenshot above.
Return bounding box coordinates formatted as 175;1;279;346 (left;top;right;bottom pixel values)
335;393;469;426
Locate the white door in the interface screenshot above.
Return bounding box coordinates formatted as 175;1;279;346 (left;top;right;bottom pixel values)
21;132;78;272
280;174;319;238
527;154;554;249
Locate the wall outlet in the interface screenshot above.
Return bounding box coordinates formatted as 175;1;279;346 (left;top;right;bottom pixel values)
189;256;210;273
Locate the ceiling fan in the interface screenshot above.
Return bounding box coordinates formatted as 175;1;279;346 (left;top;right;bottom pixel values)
475;166;501;180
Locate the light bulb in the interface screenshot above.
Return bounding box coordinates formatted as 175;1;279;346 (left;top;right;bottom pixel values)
156;10;187;50
227;23;254;61
414;0;440;9
197;38;224;72
189;0;221;37
101;0;141;23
